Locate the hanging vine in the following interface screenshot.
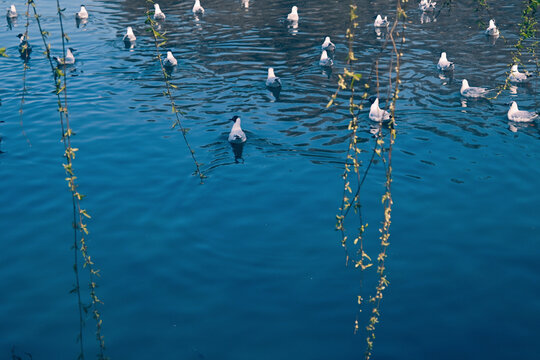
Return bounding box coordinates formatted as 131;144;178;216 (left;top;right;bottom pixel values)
145;0;205;183
18;0;31;146
30;0;107;358
332;1;405;359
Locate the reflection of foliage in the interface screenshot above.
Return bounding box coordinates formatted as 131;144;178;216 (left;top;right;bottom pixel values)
0;47;7;57
332;1;404;359
10;346;32;360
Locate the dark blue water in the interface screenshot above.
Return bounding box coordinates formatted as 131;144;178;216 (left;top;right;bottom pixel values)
1;0;539;359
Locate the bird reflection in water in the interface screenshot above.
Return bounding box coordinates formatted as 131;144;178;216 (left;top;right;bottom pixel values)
76;17;88;29
7;16;17;31
268;86;281;101
230;142;245;163
321;65;332;79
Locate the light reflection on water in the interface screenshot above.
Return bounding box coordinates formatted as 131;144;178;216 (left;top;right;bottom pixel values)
0;1;539;359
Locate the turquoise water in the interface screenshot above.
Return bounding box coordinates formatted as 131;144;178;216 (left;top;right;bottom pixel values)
1;0;539;359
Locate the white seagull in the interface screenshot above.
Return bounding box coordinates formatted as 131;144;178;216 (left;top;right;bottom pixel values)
509;64;531;83
321;36;335;56
163;51;177;67
287;6;299;21
266;68;282;88
319;50;333;67
54;47;76;66
123;26;136;42
460;79;489;98
437;52;454;71
154;3;166;20
6;4;17;18
369;98;391;122
374;15;388;27
76;5;88;20
419;0;436;12
507;102;538;122
192;0;204;14
228;116;247;143
485;19;499;36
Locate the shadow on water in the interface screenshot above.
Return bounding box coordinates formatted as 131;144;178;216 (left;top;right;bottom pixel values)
10;347;32;360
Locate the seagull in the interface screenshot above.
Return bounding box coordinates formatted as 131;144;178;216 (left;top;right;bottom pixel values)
321;37;335;57
53;48;76;66
460;79;489;98
6;4;17;18
153;3;166;20
228;116;247;143
163;51;177;67
319;50;333;67
485;19;499;36
192;0;204;14
369;97;392;122
287;6;299;21
266;67;281;88
507;101;538;122
17;33;32;58
509;64;531;83
437;52;454;71
76;5;88;19
374;15;389;28
419;0;436;12
123;26;136;42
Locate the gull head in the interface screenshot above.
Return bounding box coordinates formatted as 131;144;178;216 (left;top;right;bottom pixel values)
323;36;331;46
291;6;298;14
268;67;276;78
508;101;518;112
511;64;519;73
461;79;469;91
230;115;240;123
440;52;447;61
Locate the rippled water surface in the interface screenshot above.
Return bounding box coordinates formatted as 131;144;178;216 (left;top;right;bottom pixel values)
1;0;539;359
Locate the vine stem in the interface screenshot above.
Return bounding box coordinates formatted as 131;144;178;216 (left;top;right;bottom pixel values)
54;1;107;357
18;0;32;146
146;0;205;183
28;1;86;358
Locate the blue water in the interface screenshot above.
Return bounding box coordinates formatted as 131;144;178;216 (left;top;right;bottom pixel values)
1;0;539;359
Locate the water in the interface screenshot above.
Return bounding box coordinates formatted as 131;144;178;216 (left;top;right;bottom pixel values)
1;0;539;359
